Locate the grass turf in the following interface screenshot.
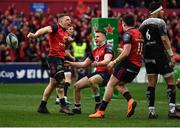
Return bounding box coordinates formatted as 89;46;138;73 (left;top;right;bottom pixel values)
0;83;179;127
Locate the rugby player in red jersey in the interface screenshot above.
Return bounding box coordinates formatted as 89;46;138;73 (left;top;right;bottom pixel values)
89;14;143;118
65;31;114;114
55;26;75;105
27;14;73;115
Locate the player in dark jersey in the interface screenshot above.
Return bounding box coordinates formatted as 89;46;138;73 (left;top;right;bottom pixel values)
139;2;179;119
55;26;75;105
65;31;114;114
27;14;73;115
89;14;143;118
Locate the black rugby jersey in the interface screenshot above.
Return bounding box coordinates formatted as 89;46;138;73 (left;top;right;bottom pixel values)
139;18;167;58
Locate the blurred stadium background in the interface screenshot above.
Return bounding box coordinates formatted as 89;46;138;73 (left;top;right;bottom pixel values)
0;0;180;127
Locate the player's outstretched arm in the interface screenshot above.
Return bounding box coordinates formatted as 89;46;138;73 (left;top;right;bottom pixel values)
114;44;131;63
65;58;92;68
65;50;75;61
117;48;123;54
27;26;52;39
107;44;131;69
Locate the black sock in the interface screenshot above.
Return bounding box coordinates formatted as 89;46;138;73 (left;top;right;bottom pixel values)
40;100;47;108
95;95;101;103
64;82;70;97
167;85;176;104
99;100;109;111
123;91;132;102
146;86;155;107
60;98;66;107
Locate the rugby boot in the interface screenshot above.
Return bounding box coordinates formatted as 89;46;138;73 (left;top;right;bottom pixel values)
59;106;74;115
37;106;49;114
148;112;158;119
127;99;137;118
72;108;82;114
88;110;105;118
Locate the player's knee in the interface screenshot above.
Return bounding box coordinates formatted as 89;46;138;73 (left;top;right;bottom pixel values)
54;70;65;88
74;83;81;91
54;70;64;82
56;87;64;93
87;79;94;86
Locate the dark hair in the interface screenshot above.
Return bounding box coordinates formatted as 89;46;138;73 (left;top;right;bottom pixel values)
58;14;68;19
95;30;106;36
149;2;162;13
122;14;135;27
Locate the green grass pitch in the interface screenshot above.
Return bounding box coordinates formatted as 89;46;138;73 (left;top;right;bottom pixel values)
0;83;179;127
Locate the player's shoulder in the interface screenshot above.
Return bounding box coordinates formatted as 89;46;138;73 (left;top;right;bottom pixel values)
92;46;97;51
106;43;113;48
92;46;98;54
105;43;113;52
50;23;60;33
145;18;165;25
122;32;132;42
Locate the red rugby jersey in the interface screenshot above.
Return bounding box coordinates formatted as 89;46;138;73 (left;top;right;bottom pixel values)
122;28;143;67
48;24;66;59
89;43;114;73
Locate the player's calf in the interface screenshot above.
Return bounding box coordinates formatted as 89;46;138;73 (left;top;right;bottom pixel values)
95;103;101;112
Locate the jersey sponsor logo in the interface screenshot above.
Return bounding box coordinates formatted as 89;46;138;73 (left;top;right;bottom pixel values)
126;68;138;74
95;56;99;61
144;59;156;64
146;41;156;45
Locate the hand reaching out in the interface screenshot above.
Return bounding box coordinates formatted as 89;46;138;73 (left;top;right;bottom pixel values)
107;61;115;69
27;32;36;38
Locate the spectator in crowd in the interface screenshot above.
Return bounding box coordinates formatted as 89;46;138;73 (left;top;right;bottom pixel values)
71;37;89;80
0;32;6;62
